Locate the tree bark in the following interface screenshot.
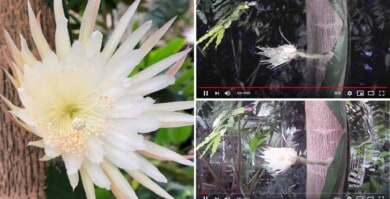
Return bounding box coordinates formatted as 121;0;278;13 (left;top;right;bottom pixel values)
305;101;346;198
0;0;55;198
305;0;348;92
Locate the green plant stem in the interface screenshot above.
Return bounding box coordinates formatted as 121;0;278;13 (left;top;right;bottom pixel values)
201;157;229;195
297;156;332;166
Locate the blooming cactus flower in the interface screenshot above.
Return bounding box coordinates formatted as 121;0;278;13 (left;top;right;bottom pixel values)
1;0;193;198
257;44;298;69
261;147;298;175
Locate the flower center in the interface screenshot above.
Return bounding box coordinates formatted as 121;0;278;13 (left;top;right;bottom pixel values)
41;93;108;154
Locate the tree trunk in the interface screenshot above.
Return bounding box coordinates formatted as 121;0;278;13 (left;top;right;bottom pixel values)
0;0;55;198
305;101;347;198
305;0;348;93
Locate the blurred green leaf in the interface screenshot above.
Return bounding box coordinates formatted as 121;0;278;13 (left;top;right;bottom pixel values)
155;126;193;146
147;0;189;26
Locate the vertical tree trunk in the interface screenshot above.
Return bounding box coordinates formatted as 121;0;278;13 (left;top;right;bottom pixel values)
0;0;55;198
305;101;346;198
305;0;347;92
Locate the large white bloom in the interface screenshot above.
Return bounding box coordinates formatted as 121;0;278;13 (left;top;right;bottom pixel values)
261;147;298;175
1;0;193;198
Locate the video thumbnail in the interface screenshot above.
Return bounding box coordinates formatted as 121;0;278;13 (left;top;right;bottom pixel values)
196;101;389;198
196;0;390;98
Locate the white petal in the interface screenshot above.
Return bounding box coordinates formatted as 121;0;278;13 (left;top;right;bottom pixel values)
143;140;193;166
68;172;79;190
103;130;145;151
54;0;71;59
62;153;84;175
79;0;101;44
112;21;152;59
85;31;103;57
44;146;60;158
102;160;138;199
3;30;24;67
104;50;142;83
20;35;38;66
150;101;194;111
142;111;194;128
27;2;51;57
84;161;110;189
127;75;175;96
131;49;191;84
107;117;160;133
107;96;154;118
137;154;167;183
28;139;44;148
80;166;96;199
86;136;105;163
102;0;140;58
140;17;176;57
104;145;140;170
128;170;173;199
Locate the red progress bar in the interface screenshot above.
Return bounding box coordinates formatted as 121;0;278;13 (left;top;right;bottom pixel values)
199;86;388;89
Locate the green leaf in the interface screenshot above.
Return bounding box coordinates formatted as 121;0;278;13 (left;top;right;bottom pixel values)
155;126;193;146
46;159;86;199
321;0;348;97
326;101;346;127
321;134;347;198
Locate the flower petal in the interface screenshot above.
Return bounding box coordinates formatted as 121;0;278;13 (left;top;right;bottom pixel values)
150;101;194;111
137;154;167;183
84;161;110;189
103;130;145;151
140;17;176;57
107;117;160;134
84;31;103;57
80;166;96;199
127;75;175;96
102;0;140;58
27;1;51;57
62;153;84;175
131;49;191;84
102;160;138;199
54;0;71;59
142;111;194;128
68;172;79;190
128;170;173;199
142;140;193;166
112;21;152;59
107;96;154;118
86;136;105;163
104;145;140;170
79;0;101;44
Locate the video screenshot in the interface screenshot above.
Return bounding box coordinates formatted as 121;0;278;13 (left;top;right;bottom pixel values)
196;0;390;98
196;101;389;199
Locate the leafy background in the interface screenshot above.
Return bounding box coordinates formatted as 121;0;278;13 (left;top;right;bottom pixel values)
43;0;194;198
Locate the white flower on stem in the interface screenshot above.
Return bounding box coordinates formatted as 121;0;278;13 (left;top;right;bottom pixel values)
261;147;298;175
1;0;193;198
257;44;298;69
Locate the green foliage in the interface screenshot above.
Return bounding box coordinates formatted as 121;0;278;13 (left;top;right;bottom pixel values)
197;2;249;50
321;134;348;198
197;107;245;157
46;159;86;199
326;101;346;128
147;0;190;26
249;133;267;153
321;0;348;97
155;126;193;146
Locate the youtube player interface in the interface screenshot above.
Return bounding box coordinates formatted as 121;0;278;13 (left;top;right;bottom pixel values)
196;1;389;98
196;101;389;199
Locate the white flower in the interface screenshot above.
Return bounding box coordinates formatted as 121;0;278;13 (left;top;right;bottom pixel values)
1;0;193;198
257;44;298;69
261;147;298;175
